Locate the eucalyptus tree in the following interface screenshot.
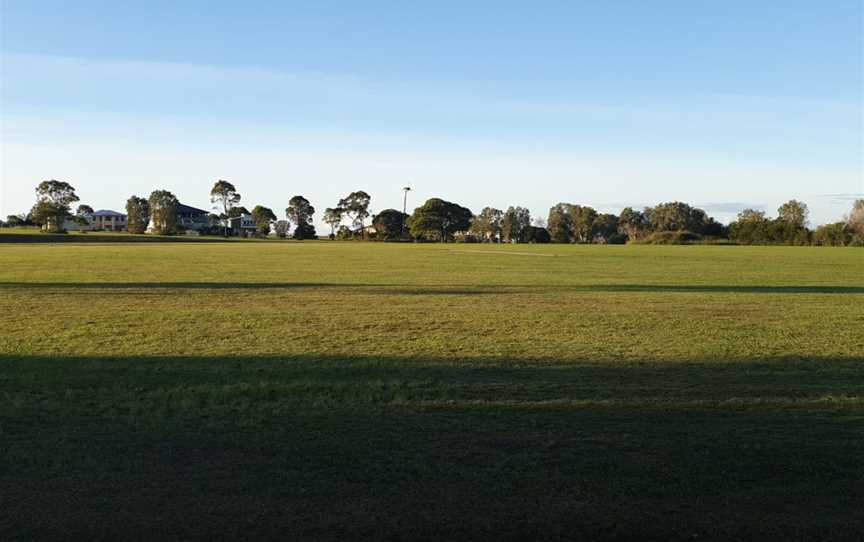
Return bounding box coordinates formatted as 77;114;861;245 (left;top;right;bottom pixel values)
148;190;179;235
210;180;241;236
500;206;531;243
286;196;316;239
323;207;344;239
31;180;79;232
338;191;372;238
251;205;277;237
125;196;151;234
470;207;503;242
547;203;574;243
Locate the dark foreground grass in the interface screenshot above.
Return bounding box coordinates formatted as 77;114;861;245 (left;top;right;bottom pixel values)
1;242;862;540
4;355;864;541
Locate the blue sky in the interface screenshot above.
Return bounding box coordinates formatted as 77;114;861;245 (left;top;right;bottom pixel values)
1;0;862;226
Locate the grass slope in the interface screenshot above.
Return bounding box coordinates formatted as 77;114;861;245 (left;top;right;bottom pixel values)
1;242;862;540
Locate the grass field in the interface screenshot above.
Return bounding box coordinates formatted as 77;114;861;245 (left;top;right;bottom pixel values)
1;240;862;540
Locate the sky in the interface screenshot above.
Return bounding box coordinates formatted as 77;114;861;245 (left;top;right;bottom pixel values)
1;0;862;228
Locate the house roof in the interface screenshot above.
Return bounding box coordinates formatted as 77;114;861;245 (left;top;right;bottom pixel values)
176;203;209;215
93;210;126;217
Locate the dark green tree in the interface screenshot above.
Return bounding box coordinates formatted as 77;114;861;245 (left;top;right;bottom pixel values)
527;225;551;243
569;205;597;243
251;205;277;236
372;209;409;240
618;207;647;242
125;195;151;234
286;196;316;238
592;213;620;243
407;198;473;242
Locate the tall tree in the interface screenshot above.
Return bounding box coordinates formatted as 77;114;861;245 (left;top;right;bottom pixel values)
323;207;344;239
125;195;151;234
645;202;711;233
31;180;79;232
469;207;503;242
251;205;277;237
547;203;574;243
592;213;620;243
148;190;179;235
286;196;316;239
407;198;473;242
618;207;647;242
372;209;409;240
777;200;809;229
728;209;772;245
501;206;531;243
273;220;290;239
210;180;241;236
227;206;250;218
338;191;371;238
812;222;851;246
569;205;597;243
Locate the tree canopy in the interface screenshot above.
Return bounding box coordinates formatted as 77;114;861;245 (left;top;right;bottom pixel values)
31;180;79;232
148;190;179;235
470;207;503;242
210;180;241;235
251;205;277;236
338;191;371;238
125;196;151;234
777;200;809;229
323;207;344;238
501;206;531;243
286;196;316;239
372;209;409;240
408;198;472;242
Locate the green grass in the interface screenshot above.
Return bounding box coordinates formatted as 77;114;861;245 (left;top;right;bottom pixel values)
1;241;862;540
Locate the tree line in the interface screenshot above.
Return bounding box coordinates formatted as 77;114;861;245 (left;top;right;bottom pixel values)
4;179;864;246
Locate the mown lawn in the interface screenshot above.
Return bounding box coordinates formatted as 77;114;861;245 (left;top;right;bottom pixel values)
1;240;862;540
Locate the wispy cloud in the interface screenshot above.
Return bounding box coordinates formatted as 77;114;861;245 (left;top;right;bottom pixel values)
816;193;864;204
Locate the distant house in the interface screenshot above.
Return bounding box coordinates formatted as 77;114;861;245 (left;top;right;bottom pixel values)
91;210;128;231
176;203;212;231
64;209;127;231
226;214;258;236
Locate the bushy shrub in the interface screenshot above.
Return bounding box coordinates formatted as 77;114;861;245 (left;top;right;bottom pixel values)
637;231;702;244
813;222;851;246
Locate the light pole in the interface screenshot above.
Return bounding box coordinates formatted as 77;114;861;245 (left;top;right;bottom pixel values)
401;186;411;238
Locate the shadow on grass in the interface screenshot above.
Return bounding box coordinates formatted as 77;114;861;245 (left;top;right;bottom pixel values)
3;353;863;403
3;354;863;540
1;281;862;294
